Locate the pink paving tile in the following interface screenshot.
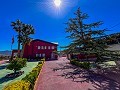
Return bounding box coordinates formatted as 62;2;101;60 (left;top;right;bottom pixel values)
35;57;120;90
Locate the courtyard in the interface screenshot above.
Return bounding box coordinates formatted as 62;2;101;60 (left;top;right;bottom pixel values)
0;61;39;89
35;57;120;90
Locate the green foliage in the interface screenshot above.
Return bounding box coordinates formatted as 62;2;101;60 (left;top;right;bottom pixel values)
6;58;27;73
11;19;35;57
0;57;3;61
3;80;31;90
65;8;106;54
70;60;90;69
65;8;120;62
22;60;44;89
35;56;40;61
0;56;10;61
41;58;45;61
4;59;45;90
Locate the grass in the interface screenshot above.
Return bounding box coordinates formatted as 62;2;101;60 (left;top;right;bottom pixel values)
0;61;39;90
99;61;116;68
104;61;116;65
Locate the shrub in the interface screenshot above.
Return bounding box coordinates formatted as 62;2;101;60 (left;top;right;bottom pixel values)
0;56;3;61
41;58;45;61
4;59;45;90
6;58;27;74
38;61;43;64
3;80;31;90
22;60;44;89
70;60;90;69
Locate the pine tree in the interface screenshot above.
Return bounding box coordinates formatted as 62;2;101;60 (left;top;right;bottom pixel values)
65;8;119;62
11;20;23;57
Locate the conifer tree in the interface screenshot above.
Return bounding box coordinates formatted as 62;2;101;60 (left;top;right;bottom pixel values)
65;8;119;62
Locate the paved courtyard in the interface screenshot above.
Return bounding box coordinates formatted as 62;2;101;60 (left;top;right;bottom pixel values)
35;57;120;90
0;60;9;65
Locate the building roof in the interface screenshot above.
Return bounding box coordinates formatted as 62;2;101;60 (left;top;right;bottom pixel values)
32;39;58;45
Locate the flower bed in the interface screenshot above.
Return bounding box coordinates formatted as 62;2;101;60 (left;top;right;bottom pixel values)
3;80;31;90
3;59;45;90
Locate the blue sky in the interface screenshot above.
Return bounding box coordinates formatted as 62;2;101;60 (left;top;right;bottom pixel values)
0;0;120;51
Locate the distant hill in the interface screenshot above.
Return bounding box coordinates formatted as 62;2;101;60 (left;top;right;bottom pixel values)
0;50;11;56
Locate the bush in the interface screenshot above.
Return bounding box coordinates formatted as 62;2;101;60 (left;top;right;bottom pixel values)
70;60;90;69
3;80;31;90
22;60;44;89
6;58;27;74
4;59;45;90
0;56;3;61
41;58;45;61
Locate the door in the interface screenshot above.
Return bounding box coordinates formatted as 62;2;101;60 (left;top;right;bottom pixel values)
51;52;55;59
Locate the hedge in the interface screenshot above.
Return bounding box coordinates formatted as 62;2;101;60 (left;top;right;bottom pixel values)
70;60;90;69
3;59;45;90
22;62;43;88
3;80;31;90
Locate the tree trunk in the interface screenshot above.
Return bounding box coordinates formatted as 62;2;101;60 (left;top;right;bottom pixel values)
18;31;21;58
14;70;17;74
21;43;25;58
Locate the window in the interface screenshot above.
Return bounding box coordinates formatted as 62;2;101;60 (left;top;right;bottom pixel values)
36;54;42;57
38;46;40;49
52;46;55;49
41;46;44;49
36;54;38;57
48;46;50;49
45;46;47;49
42;53;45;57
39;54;41;57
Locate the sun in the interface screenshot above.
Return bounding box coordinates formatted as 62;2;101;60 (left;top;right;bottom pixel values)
54;0;61;7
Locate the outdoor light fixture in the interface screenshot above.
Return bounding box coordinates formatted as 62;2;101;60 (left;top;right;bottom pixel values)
54;0;61;7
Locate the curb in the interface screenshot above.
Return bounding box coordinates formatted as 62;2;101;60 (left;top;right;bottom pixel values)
33;61;45;90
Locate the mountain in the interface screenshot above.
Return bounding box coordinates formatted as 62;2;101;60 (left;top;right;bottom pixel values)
0;50;12;56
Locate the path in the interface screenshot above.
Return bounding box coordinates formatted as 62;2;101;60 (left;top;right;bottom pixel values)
35;57;120;90
0;60;9;65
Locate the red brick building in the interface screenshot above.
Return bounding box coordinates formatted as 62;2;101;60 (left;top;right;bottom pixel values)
12;39;58;60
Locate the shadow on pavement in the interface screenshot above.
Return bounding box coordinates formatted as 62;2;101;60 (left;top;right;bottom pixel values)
53;61;120;90
46;59;58;62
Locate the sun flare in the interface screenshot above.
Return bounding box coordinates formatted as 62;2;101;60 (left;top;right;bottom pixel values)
54;0;61;7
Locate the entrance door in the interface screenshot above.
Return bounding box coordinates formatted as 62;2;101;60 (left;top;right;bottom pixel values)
51;52;55;59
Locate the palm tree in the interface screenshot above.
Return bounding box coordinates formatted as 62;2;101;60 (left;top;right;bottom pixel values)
11;19;23;57
11;20;35;58
20;24;35;57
